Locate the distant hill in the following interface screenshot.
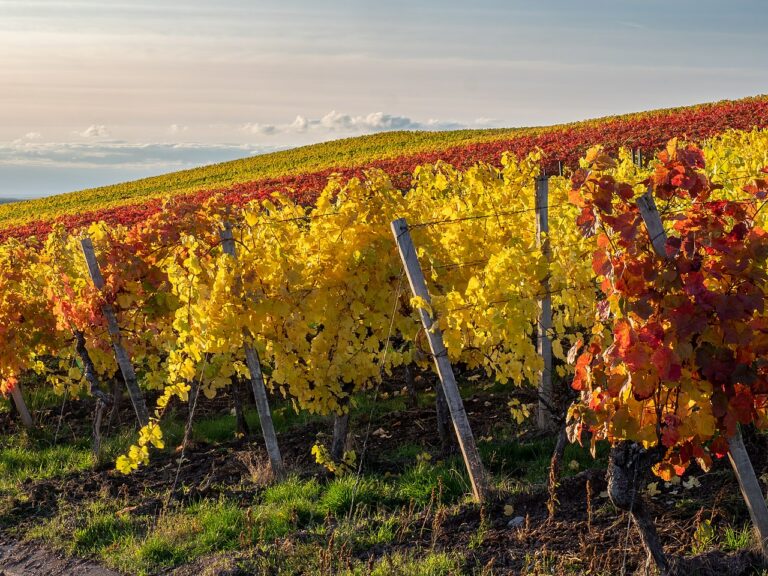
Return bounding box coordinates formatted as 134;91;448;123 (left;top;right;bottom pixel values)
1;95;767;241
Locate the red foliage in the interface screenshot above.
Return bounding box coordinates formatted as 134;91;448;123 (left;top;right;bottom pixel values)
567;138;768;478
3;96;768;242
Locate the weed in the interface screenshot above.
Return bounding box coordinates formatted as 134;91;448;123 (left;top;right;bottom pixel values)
721;523;752;552
692;519;717;554
396;461;467;506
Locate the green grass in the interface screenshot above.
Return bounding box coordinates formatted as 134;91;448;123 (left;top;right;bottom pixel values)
12;452;479;574
0;380;703;575
396;461;469;506
342;551;462;576
320;475;388;514
0;439;93;495
17;467;467;574
4;411;759;576
721;523;753;552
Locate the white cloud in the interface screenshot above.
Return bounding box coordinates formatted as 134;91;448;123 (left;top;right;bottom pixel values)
241;122;277;136
77;124;110;138
0;141;282;170
319;111;422;132
289;115;309;133
10;131;44;145
168;124;189;134
240;110;484;138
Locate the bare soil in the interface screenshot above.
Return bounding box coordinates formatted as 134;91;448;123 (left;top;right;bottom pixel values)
2;379;767;575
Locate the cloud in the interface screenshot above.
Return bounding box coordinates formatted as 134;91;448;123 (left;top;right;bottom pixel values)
11;131;44;145
319;111;418;131
168;124;189;134
0;140;287;200
77;124;110;138
0;141;282;170
289;115;309;133
240;110;490;137
241;122;277;136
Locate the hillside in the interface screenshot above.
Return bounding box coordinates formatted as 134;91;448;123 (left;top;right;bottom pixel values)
3;98;768;575
1;95;767;241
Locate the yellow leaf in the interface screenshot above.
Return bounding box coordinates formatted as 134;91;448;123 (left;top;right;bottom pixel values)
410;296;433;319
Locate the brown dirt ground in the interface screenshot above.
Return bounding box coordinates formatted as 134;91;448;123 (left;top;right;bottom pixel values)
2;375;767;575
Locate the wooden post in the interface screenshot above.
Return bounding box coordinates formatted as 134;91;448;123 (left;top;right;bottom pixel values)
729;429;768;556
81;237;149;427
636;191;668;258
535;176;556;432
391;217;488;503
9;384;33;429
637;188;768;557
220;222;284;477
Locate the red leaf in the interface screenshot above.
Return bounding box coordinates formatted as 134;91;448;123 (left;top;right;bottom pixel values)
592;249;612;277
729;385;754;424
577;206;597;237
665;236;681;258
709;436;729;459
572;353;591;391
652;347;681;382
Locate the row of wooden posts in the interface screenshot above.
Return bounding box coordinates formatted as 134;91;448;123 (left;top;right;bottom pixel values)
399;179;768;563
13;168;768;560
7;176;559;505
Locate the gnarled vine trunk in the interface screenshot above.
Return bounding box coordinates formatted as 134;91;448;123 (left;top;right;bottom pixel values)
404;363;419;409
331;411;350;463
434;383;455;455
74;330;113;461
547;425;568;519
607;441;671;575
230;376;250;438
9;384;34;429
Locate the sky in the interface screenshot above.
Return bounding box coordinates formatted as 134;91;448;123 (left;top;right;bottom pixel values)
1;0;766;200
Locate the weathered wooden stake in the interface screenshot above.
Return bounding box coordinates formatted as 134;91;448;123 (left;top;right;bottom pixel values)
391;217;489;503
9;384;33;429
637;187;768;559
80;237;149;427
535;176;556;432
636;191;668;258
220;222;284;478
